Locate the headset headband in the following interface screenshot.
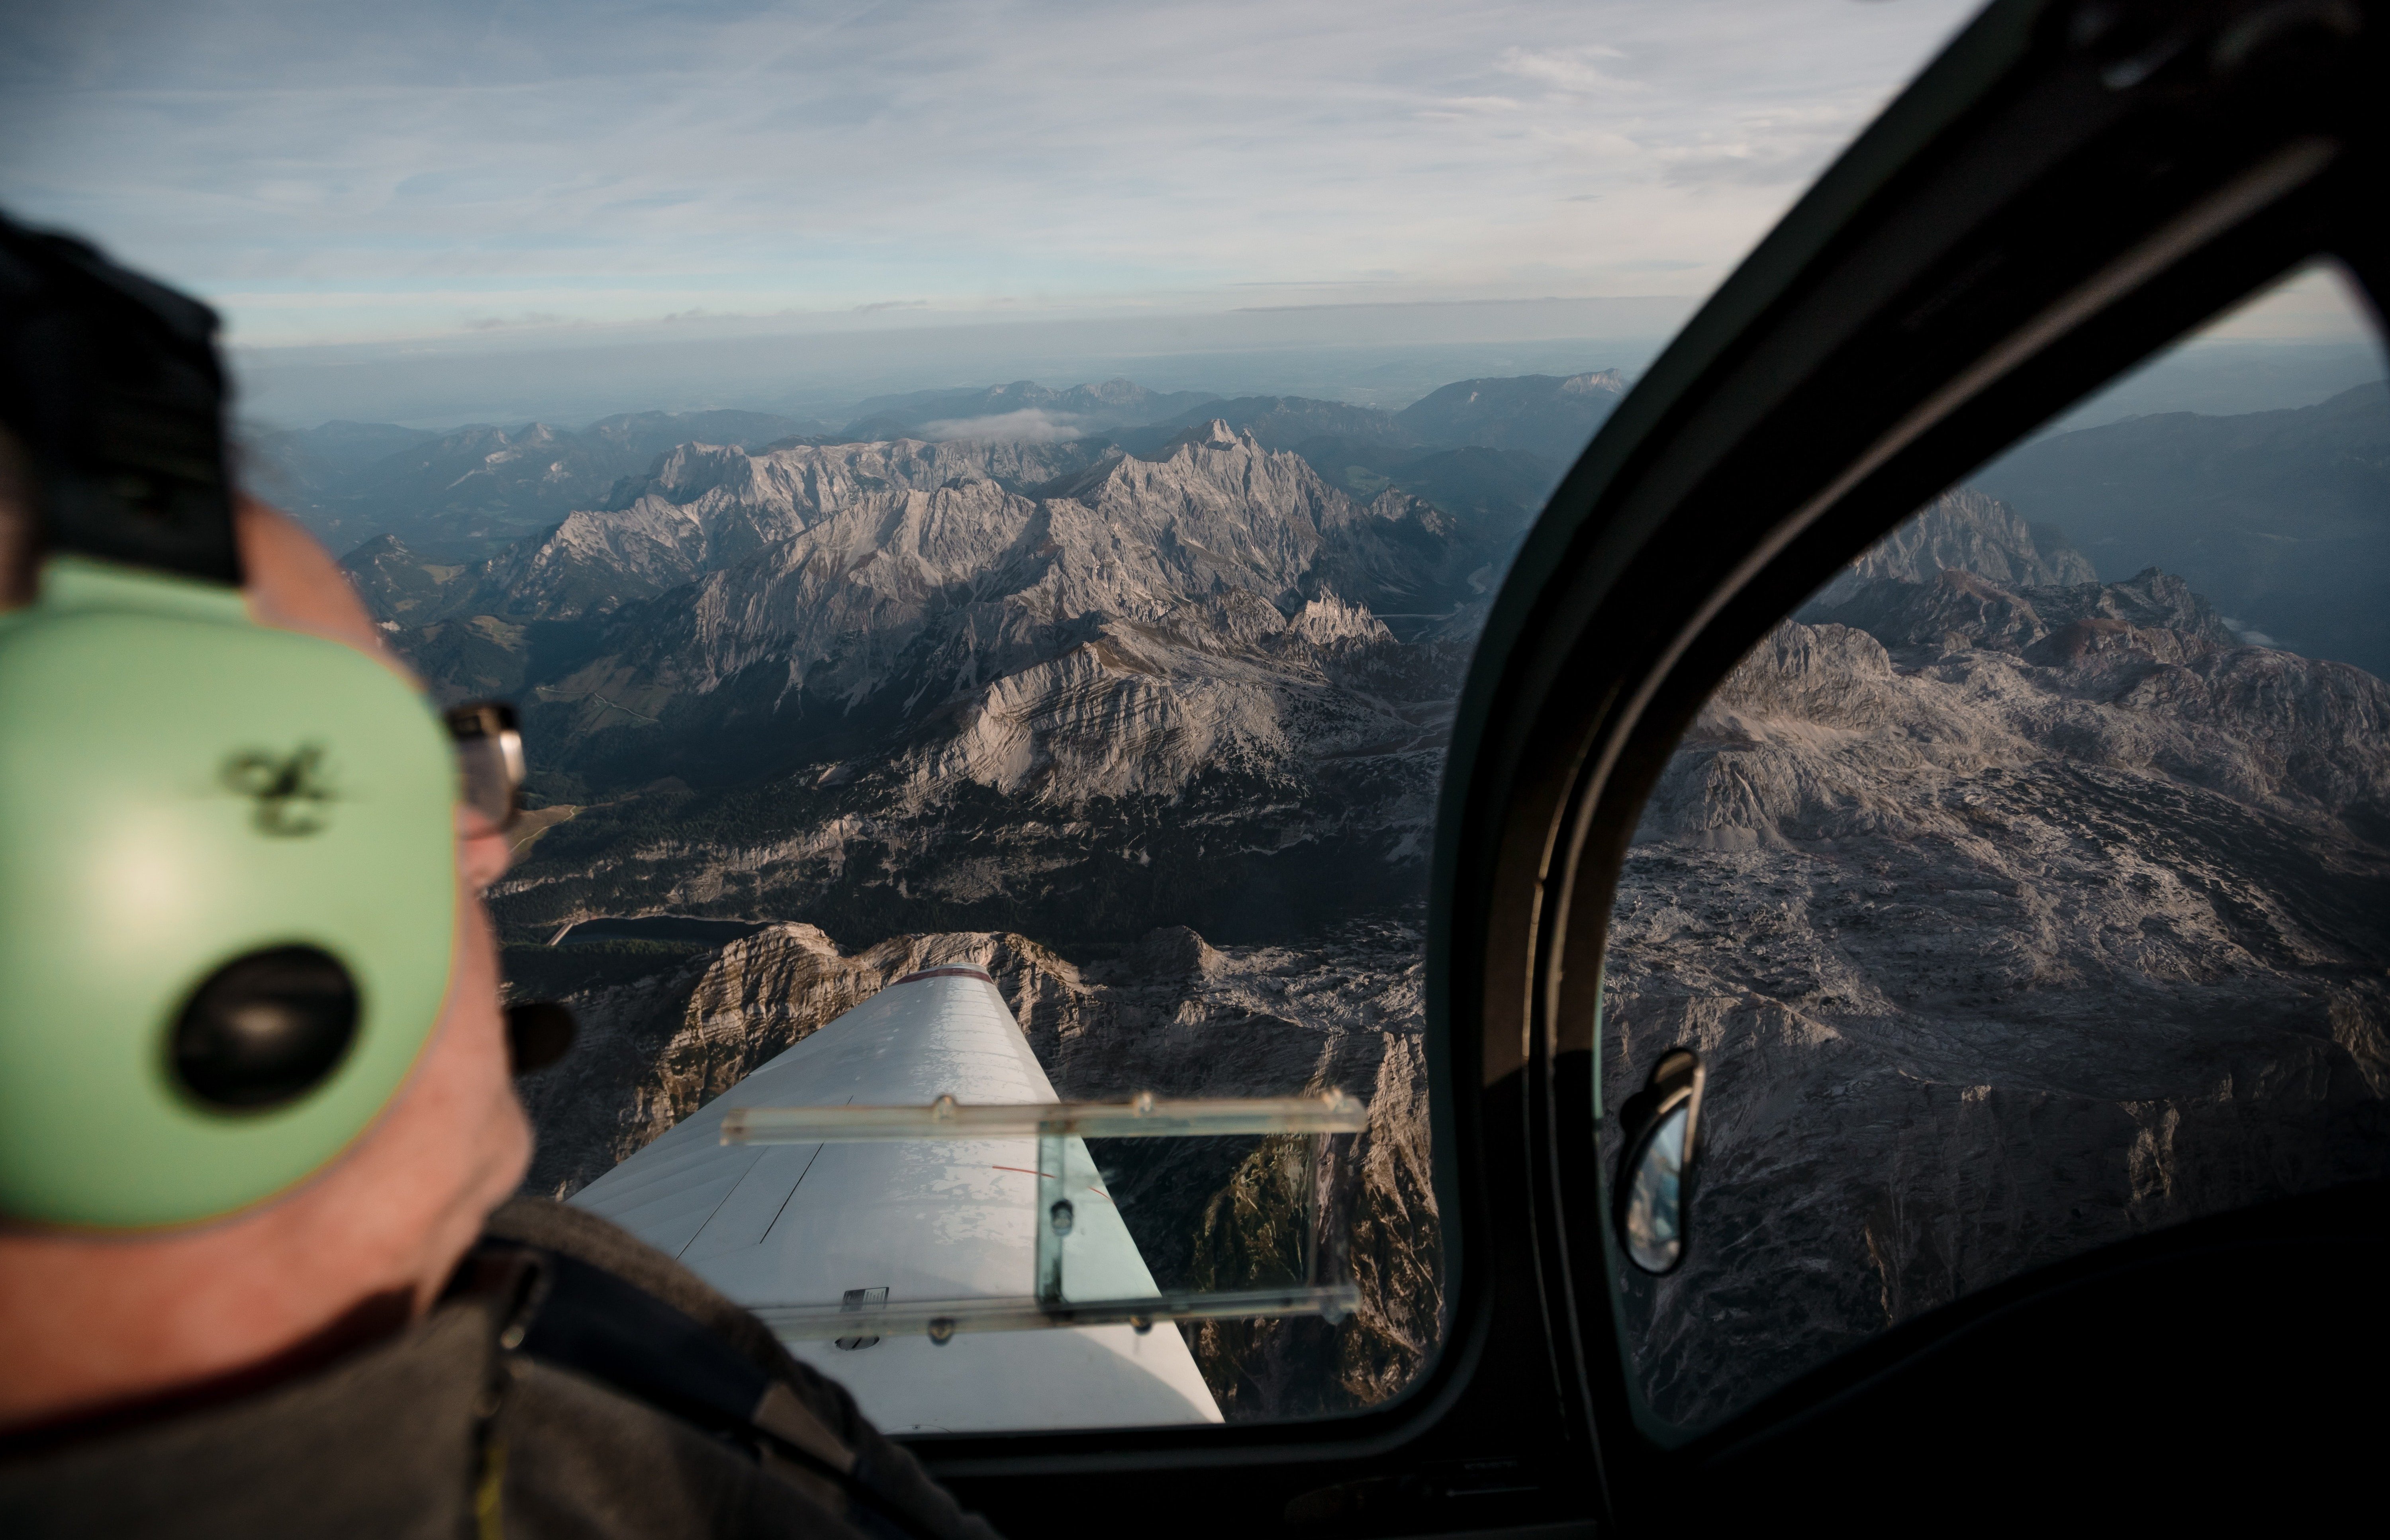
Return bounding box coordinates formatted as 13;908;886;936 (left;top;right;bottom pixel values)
0;210;243;586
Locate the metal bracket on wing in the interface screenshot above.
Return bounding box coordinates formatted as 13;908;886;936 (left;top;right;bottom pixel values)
750;1287;1358;1342
722;1092;1369;1342
718;1090;1368;1144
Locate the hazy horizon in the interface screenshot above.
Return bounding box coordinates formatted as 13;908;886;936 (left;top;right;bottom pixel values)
11;3;2377;439
227;296;1693;429
229;297;2385;440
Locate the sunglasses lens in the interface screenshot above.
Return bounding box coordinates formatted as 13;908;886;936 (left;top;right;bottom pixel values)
444;701;524;829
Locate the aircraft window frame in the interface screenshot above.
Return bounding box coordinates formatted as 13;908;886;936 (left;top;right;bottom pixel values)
892;2;2390;1532
1557;261;2390;1456
1416;1;2381;1530
1595;254;2389;1434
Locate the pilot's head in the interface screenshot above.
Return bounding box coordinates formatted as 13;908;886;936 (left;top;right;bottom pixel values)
0;227;531;1434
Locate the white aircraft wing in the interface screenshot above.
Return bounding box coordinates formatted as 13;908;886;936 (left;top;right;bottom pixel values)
570;965;1226;1432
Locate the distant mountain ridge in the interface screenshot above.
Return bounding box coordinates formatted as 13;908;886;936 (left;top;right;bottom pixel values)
253;408;833;558
263;368;1640;564
1109;371;1634;567
841;369;1635;477
1390;368;1630;462
1802;488;2098;616
1976;380;2390;674
1124;396;1414;454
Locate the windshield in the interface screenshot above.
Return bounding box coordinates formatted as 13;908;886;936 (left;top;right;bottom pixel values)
2;0;1983;1432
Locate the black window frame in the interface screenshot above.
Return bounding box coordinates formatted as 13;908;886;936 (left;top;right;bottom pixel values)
923;2;2388;1534
1442;0;2384;1530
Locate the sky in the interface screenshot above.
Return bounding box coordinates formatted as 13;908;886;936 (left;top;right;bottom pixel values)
3;0;1986;351
6;0;2376;431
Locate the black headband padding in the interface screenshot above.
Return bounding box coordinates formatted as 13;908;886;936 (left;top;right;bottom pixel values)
0;210;243;586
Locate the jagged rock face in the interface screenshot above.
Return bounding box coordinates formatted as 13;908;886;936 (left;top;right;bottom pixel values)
1806;488;2096;608
469;435;1112;624
1184;1035;1441;1417
1113;393;1567;561
513;917;1441;1420
509;426;1470;796
349;420;1488;948
1606;507;2390;1427
365;425;1473;755
1807;562;2236;667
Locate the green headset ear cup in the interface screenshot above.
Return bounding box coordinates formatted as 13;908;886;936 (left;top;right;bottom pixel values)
0;560;458;1229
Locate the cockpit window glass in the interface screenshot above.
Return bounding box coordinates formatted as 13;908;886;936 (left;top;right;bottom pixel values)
4;0;1977;1431
1601;263;2390;1432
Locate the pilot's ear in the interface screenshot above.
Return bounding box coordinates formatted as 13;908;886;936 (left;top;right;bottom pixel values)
0;428;36;611
458;806;512;893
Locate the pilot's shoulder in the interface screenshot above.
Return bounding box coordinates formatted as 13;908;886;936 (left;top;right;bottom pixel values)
486;1195;792;1379
483;1195;1003;1540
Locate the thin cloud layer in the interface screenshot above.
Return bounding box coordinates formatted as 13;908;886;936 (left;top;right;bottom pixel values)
919;409;1091;444
1;0;1981;347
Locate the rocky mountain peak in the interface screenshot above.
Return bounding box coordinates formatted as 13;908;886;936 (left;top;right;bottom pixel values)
2025;566;2234;647
1804;552;2242;672
1808;488;2096;609
1164;418;1246;454
1291;590;1395;647
641;440;757;500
